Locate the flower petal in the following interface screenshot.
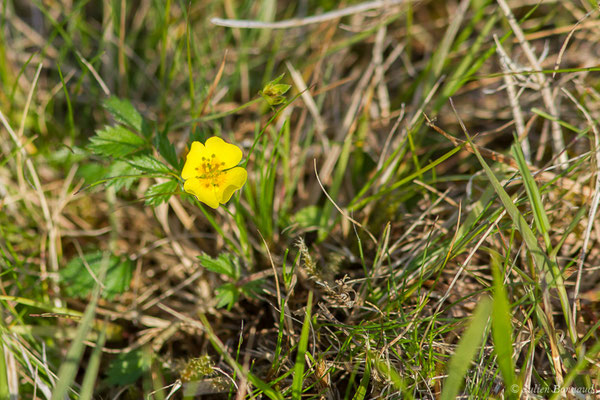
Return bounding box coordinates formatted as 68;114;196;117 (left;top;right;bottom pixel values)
218;167;247;204
184;177;220;209
204;136;243;169
181;141;206;180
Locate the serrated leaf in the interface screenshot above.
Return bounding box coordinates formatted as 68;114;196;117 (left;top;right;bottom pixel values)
103;97;150;135
197;253;238;279
215;283;239;310
144;180;178;205
60;251;133;300
154;131;179;169
106;349;148;385
127;155;172;174
88;125;147;157
106;160;139;191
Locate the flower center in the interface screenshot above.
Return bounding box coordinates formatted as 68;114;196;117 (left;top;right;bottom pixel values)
195;154;227;188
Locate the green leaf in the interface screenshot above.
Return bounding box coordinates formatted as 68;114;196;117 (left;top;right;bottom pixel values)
197;253;238;279
88;125;147;157
240;279;264;300
373;357;406;393
441;297;492;400
127;155;172;174
106;160;139;191
77;162;107;187
103;97;151;136
106;349;148;385
144;180;178;205
60;251;133;300
48;145;88;165
154;131;179;169
215;283;239;310
292;206;321;229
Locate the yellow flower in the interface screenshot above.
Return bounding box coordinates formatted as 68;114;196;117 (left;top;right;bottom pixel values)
181;137;247;209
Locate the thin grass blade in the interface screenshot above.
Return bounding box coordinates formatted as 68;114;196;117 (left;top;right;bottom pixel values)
292;291;313;400
79;321;108;400
51;252;110;400
463;127;576;345
441;297;492;400
490;252;517;398
511;142;551;250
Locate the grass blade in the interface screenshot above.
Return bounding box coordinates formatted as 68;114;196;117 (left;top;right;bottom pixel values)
0;339;9;400
462;123;576;346
198;314;283;400
373;356;409;396
511;141;551;250
79;321;107;400
51;252;110;400
490;252;517;398
441;297;492;400
352;357;371;400
292;291;313;400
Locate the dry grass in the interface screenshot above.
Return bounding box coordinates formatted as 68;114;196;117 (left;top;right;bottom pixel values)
1;0;600;399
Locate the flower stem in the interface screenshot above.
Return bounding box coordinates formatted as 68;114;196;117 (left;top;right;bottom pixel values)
172;97;262;130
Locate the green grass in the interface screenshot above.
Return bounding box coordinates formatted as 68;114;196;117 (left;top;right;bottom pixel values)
1;0;600;398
